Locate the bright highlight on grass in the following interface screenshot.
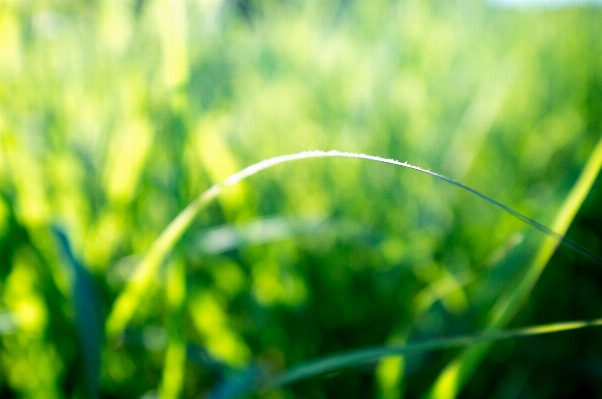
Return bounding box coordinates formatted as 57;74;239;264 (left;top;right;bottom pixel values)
105;150;602;340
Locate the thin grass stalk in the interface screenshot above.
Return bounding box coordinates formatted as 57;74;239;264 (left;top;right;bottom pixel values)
105;150;602;340
264;317;602;389
424;133;602;399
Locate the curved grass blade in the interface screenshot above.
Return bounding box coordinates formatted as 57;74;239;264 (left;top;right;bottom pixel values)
264;317;602;389
105;150;602;340
424;133;602;399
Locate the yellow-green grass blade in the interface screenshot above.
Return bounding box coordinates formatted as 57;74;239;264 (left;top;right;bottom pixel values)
159;258;187;399
105;153;333;340
104;183;222;340
424;134;602;399
105;150;602;340
264;317;602;389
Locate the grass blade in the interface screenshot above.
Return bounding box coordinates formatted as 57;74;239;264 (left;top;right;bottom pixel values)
159;259;187;399
203;366;263;399
193;216;377;255
53;227;101;399
264;317;602;389
105;150;602;340
424;134;602;399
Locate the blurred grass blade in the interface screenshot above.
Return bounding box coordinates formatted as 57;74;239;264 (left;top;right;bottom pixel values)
194;217;329;255
53;227;101;399
104;183;221;340
0;312;18;334
204;366;263;399
105;153;356;339
120;328;235;375
193;216;378;255
265;318;602;389
159;259;187;399
424;134;602;399
105;150;602;340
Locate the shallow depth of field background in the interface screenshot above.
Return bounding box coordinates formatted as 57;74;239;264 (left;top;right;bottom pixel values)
1;0;602;398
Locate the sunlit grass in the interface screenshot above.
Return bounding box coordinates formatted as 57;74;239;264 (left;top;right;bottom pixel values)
1;1;602;398
104;150;601;397
105;151;602;342
425;134;602;399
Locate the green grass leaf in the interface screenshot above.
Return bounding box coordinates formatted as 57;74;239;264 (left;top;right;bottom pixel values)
263;317;602;389
53;227;101;399
423;134;602;399
105;150;601;341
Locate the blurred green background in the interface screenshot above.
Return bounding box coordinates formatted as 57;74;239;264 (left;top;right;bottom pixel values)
1;0;602;398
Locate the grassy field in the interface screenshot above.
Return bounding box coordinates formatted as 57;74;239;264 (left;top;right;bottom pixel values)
1;0;602;398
